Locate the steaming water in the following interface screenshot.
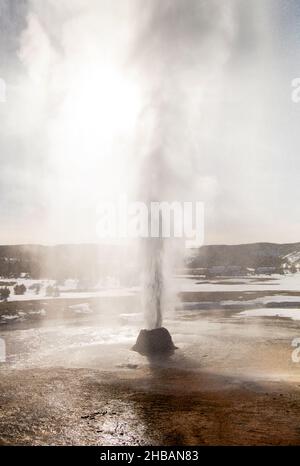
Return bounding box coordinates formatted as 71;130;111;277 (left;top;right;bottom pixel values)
134;0;274;329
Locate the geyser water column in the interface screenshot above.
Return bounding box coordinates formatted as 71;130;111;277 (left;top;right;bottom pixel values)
143;235;164;329
132;211;177;356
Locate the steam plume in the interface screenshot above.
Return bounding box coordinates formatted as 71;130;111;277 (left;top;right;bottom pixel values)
134;0;236;328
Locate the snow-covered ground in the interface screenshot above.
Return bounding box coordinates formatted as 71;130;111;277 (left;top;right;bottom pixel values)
0;277;138;302
238;308;300;321
221;295;300;306
177;273;300;293
0;273;300;303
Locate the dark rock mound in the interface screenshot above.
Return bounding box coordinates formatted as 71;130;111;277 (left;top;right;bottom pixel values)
132;327;177;356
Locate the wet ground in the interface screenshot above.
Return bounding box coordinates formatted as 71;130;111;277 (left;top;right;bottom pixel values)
1;274;300;445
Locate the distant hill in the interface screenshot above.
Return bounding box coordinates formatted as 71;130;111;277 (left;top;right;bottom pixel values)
0;242;299;280
0;244;135;281
187;242;300;273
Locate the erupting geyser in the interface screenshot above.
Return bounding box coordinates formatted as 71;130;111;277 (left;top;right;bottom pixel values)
133;236;177;356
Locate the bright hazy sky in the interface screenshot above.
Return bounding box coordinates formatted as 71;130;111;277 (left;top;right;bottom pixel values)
0;0;300;245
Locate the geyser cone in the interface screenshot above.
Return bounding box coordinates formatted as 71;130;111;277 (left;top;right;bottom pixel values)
132;327;177;356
